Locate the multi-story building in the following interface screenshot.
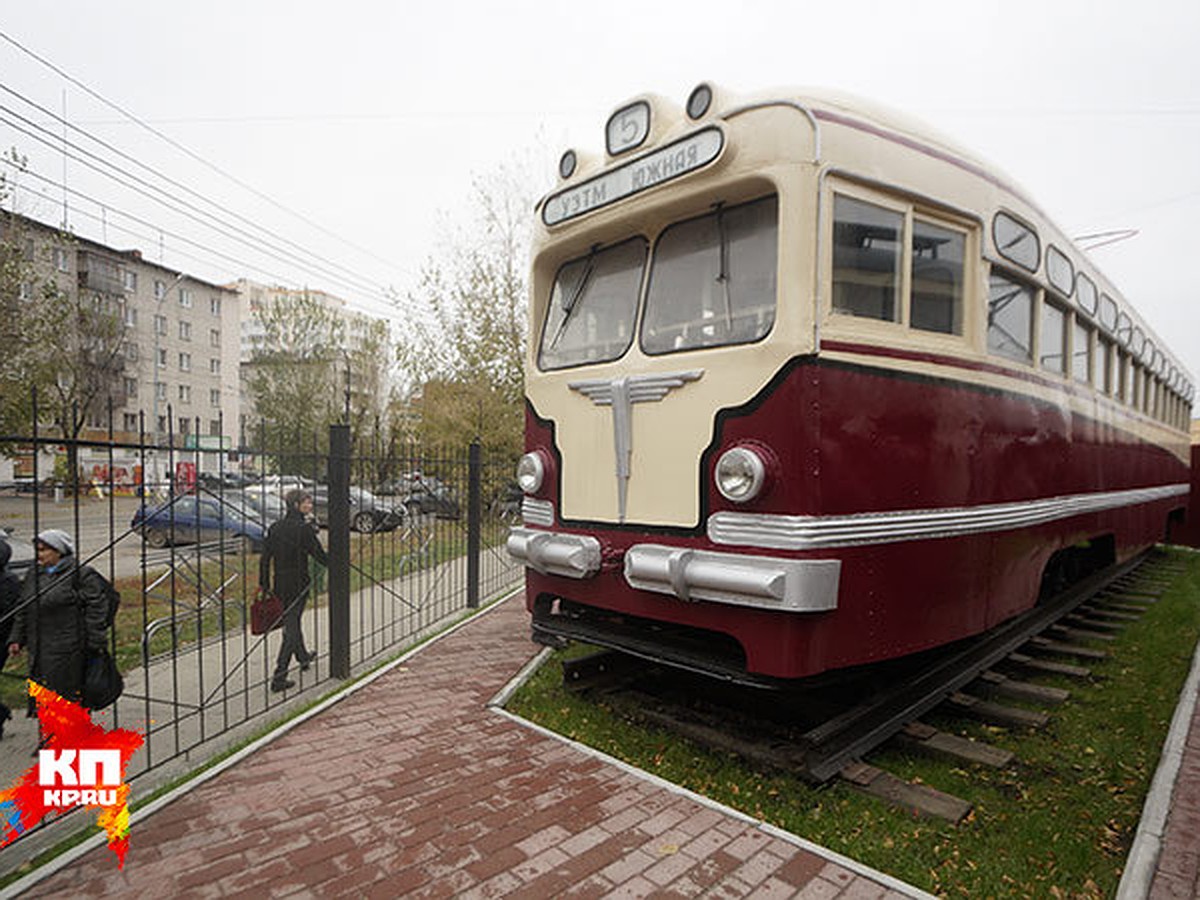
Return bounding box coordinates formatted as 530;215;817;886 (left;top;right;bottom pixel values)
233;278;389;435
0;211;239;485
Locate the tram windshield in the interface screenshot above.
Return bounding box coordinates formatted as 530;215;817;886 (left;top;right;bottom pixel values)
539;237;647;370
538;195;779;370
642;195;778;354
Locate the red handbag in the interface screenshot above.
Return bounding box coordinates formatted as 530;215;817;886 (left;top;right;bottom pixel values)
250;588;284;635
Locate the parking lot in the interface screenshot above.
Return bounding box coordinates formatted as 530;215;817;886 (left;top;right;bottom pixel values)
0;493;247;579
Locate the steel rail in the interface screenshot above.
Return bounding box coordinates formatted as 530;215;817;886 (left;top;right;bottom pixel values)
796;551;1150;781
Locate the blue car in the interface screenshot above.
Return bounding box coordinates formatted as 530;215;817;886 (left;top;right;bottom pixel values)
131;496;265;553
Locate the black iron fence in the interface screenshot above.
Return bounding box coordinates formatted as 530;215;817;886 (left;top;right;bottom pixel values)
0;400;522;857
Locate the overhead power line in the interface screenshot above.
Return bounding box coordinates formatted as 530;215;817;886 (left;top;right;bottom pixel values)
0;82;407;298
0;104;396;306
0;27;411;279
3;165;432;327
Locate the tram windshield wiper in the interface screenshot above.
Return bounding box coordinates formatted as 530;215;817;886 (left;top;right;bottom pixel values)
714;203;733;330
550;245;597;349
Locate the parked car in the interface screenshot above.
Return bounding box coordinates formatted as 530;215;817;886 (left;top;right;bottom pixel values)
379;473;461;520
131;496;265;552
196;471;258;492
220;488;287;529
249;475;317;499
311;486;405;533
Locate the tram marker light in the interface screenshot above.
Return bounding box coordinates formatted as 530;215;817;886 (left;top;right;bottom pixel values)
559;150;577;180
686;83;713;120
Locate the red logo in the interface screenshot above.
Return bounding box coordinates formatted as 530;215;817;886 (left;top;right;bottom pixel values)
0;683;143;868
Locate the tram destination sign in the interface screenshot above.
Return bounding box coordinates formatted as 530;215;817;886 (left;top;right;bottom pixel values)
543;128;724;226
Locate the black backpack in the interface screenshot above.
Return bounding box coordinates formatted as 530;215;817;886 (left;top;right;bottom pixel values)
98;575;120;630
77;565;120;630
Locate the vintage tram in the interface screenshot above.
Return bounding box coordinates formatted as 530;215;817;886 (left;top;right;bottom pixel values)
507;83;1194;685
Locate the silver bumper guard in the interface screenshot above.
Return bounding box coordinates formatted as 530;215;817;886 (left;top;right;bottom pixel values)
624;544;840;612
509;525;840;613
506;527;601;579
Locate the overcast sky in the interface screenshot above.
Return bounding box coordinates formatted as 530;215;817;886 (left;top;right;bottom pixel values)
1;1;1198;385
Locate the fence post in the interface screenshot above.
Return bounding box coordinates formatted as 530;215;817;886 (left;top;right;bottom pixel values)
467;439;482;609
328;424;351;678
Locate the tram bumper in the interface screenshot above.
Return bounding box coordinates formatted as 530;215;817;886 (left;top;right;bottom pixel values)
624;544;839;611
509;526;839;613
507;527;602;578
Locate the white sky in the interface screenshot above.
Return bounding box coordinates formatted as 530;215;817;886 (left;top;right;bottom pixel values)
1;0;1198;385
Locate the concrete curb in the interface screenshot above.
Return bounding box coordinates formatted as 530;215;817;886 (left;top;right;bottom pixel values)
1116;628;1200;899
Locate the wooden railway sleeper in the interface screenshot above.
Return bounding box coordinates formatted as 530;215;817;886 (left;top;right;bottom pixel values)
838;761;973;824
944;692;1050;729
1064;613;1124;632
1077;606;1141;623
1001;651;1092;680
971;670;1069;705
1025;636;1108;661
1048;624;1116;643
893;721;1014;768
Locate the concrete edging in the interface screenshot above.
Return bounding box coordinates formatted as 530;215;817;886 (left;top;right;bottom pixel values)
1116;627;1200;899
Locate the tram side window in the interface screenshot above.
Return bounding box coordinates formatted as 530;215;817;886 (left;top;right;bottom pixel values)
1072;321;1092;384
641;195;778;355
831;196;901;322
1097;337;1113;394
539;237;647;370
910;219;964;335
987;272;1034;364
1040;302;1067;374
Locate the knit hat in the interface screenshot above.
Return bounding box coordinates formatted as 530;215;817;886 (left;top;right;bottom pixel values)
35;529;74;557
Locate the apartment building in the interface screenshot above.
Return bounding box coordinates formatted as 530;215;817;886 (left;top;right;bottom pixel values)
233;278;389;433
0;211;239;483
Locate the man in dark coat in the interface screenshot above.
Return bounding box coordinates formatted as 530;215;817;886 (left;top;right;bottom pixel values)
259;490;327;692
7;529;108;704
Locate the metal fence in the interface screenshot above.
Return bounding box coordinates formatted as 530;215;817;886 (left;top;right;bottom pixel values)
0;402;522;856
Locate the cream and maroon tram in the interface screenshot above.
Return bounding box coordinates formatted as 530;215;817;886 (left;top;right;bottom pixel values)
507;83;1194;685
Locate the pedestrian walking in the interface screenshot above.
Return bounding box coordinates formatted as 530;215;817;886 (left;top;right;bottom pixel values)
260;489;328;692
6;529;109;726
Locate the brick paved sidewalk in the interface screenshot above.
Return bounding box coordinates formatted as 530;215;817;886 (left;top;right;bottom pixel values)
17;596;923;898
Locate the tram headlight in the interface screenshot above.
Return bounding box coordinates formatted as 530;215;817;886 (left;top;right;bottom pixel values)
516;451;547;495
714;446;767;503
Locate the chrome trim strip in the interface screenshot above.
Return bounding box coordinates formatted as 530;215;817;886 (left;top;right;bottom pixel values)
625;544;839;612
708;484;1190;551
507;527;601;579
520;497;555;528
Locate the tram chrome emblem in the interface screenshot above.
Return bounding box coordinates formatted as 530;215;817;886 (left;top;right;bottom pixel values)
568;370;703;523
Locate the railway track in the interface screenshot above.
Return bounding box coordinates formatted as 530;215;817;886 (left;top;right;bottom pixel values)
558;549;1185;823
